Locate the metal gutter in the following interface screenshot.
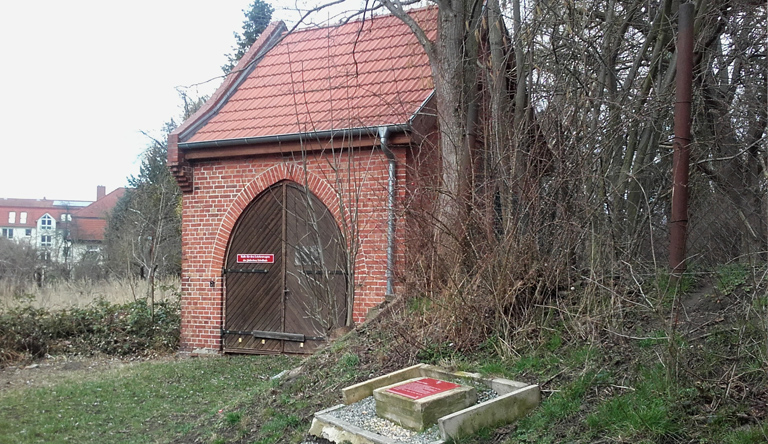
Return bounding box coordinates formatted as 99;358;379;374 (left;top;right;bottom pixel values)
178;90;433;151
378;126;397;297
177;124;408;150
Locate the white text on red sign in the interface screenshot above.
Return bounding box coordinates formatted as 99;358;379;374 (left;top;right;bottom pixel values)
236;254;275;264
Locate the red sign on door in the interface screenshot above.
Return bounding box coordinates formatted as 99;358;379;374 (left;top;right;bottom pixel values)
236;254;275;264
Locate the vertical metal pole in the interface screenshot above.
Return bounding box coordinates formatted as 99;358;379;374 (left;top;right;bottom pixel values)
669;3;694;275
281;183;287;351
378;127;396;297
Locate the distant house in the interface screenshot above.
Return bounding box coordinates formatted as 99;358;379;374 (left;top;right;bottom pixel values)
0;186;126;263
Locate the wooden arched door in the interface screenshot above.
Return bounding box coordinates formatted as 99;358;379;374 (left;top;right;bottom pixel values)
222;181;347;354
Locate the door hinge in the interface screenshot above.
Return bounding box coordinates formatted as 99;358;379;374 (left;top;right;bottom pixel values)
222;329;325;342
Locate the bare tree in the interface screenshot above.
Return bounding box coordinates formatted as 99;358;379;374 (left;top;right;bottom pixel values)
212;0;765;348
379;0;484;262
105;123;182;314
370;0;765;346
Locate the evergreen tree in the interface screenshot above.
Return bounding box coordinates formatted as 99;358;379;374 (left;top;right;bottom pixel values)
105;121;182;306
222;0;274;73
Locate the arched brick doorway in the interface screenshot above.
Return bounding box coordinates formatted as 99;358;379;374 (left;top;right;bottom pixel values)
222;181;347;354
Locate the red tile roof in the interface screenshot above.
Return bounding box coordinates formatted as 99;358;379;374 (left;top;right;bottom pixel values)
180;7;436;144
0;199;61;209
70;218;106;242
0;188;125;242
0;199;79;229
73;188;125;219
70;188;126;242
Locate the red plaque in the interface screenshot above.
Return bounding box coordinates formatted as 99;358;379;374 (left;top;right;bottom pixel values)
386;378;461;400
237;254;275;264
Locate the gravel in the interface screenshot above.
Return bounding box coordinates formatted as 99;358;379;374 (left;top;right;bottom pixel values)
328;396;441;443
315;384;499;444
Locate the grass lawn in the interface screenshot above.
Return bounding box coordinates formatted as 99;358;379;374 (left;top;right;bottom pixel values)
0;354;301;444
2;264;767;444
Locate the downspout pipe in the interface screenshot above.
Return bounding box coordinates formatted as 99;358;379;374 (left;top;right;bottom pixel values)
378;126;396;297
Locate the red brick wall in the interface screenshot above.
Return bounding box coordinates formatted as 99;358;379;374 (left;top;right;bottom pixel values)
179;146;407;353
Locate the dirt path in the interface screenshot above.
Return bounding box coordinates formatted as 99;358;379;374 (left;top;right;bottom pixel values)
0;354;173;393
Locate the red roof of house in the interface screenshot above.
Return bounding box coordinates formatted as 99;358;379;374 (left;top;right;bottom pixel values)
70;188;126;242
0;199;83;229
73;188;125;219
177;7;436;145
0;188;125;242
0;199;64;209
69;219;103;242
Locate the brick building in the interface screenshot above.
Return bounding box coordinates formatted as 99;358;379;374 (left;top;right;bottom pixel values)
169;8;439;354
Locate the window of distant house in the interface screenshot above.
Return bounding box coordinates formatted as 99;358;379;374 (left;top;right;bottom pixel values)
40;235;52;247
8;212;15;224
40;215;53;230
20;212;27;224
60;213;72;222
25;229;32;236
2;228;12;239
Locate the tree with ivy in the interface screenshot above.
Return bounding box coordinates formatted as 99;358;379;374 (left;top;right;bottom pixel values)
222;0;274;73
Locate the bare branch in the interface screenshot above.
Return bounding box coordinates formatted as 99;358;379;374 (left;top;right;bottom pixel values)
378;0;435;60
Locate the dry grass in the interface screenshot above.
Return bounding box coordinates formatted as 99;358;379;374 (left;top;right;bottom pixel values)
0;277;180;311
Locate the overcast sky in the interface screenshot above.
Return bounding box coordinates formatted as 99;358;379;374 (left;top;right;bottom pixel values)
0;0;373;202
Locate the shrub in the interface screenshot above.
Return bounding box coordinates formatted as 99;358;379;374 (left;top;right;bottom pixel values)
0;297;180;365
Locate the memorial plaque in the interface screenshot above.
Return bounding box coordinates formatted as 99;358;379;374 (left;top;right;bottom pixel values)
386;377;461;400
